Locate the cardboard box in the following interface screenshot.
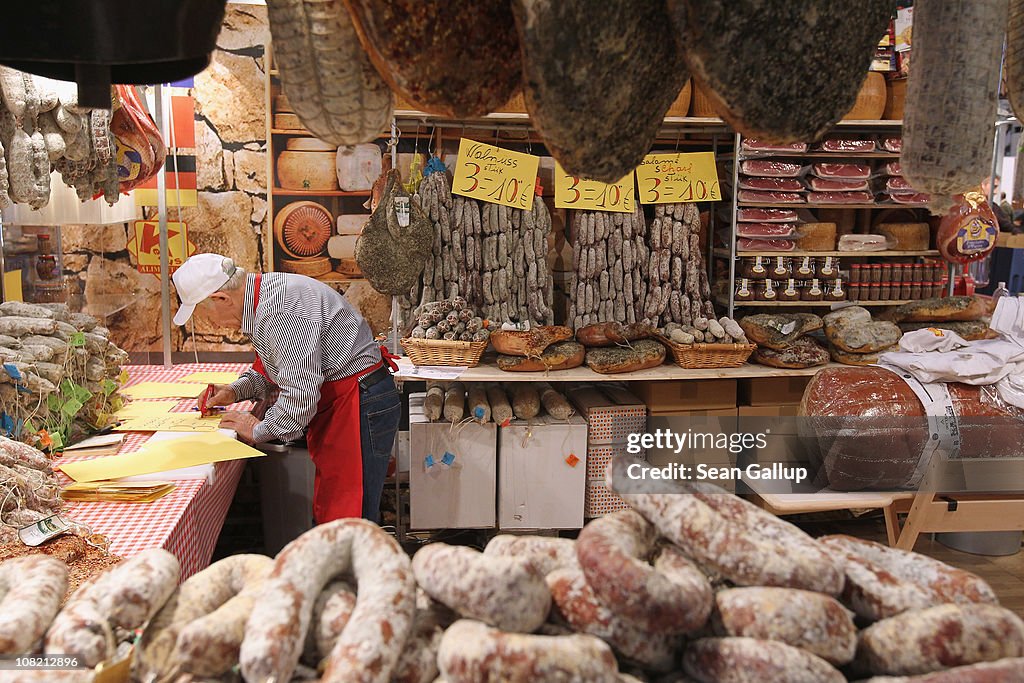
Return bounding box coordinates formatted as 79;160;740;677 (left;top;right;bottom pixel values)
738;404;807;464
567;385;646;446
409;411;496;529
647;408;738;492
585;481;631;518
498;415;587;529
630;379;737;412
586;445;646;482
739;377;812;406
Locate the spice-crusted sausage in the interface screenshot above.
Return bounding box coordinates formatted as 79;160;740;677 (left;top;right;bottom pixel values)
622;483;843;595
0;555;67;655
239;519;415;683
136;554;272;681
46;549;179;667
411;544;550;633
483;535;578;576
576;509;712;634
437;619;619;683
683;637;845;683
547;566;676;671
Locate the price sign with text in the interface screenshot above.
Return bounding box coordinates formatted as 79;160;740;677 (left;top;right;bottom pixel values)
554;162;635;213
634;151;721;205
452;138;539;210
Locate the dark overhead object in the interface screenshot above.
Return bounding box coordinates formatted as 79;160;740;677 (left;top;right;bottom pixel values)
0;0;228;108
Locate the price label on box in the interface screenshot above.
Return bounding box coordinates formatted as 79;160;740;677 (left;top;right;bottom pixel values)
554;162;635;213
634;151;721;205
452;138;540;210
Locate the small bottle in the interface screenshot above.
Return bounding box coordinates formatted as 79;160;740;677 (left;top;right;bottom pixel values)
849;264;862;284
910;282;923;299
994;281;1011;301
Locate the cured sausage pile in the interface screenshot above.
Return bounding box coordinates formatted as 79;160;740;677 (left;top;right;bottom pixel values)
407;170;554;327
568;202;715;331
0;67;163;208
2;494;1021;681
0;302;128;450
418;380;575;424
0;435;61;544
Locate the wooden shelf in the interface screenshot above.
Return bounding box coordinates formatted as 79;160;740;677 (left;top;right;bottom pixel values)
271;128;319;136
272;188;372;197
835;119;903;127
731;300;913;307
715;249;940;258
394;357;835;382
736;202;927;210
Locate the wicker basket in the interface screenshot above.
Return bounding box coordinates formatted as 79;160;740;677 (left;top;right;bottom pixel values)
665;341;756;369
401;337;489;367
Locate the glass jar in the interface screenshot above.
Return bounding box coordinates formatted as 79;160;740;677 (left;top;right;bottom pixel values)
879;282;892;300
735;278;754;301
900;281;913;300
795;256;815;279
36;233;54;255
819;257;839;278
850;264;862;284
867;283;881;301
35;254;59;281
825;278;846;301
780;278;801;301
910;282;923;299
870;264;883;283
802;278;824;301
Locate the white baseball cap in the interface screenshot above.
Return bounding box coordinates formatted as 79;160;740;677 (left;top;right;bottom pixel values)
172;253;236;326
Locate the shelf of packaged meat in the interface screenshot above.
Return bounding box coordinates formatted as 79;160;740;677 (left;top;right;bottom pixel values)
394;357;836;382
736;202;929;210
738;151;902;159
714;249;941;258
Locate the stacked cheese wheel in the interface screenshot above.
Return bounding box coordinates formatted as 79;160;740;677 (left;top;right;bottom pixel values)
4;483;1023;682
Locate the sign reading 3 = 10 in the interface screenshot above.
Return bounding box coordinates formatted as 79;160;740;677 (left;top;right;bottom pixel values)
634;151;721;205
452;138;540;211
554;162;635;213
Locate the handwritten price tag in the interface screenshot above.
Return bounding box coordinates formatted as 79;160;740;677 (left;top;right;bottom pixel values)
634;151;721;205
452;138;540;210
554;162;634;213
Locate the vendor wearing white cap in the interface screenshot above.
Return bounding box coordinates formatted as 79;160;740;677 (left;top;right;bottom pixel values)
171;252;400;524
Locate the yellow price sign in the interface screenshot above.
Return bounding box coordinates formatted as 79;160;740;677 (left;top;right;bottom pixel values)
554;162;634;213
634;151;721;205
452;138;540;210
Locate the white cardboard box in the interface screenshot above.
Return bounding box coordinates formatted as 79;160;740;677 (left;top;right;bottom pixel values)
409;410;496;529
498;415;587;529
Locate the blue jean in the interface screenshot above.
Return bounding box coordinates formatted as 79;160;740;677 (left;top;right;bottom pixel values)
359;374;401;523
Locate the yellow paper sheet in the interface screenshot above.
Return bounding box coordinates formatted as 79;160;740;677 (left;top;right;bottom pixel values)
115;400;180;418
122;382;208;399
114;413;222;433
177;371;241;384
3;270;23;302
58;432;266;482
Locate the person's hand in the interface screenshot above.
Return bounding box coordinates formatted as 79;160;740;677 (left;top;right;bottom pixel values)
204;384;237;409
220;411;259;444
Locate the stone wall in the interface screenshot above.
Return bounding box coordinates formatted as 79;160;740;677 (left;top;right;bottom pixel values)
65;3;271;352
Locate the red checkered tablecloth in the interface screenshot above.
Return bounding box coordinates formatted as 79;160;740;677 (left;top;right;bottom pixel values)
59;363;254;579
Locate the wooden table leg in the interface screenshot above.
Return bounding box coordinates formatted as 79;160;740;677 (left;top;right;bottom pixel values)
895;492;935;551
883;503;901;546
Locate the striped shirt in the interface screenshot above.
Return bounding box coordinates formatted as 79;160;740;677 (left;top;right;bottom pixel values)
229;272;380;443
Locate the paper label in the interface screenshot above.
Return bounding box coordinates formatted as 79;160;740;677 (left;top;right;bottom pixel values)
956;217;998;255
879;365;961;488
19;514;73;546
554;162;634;213
635;152;721;204
452;138;539;210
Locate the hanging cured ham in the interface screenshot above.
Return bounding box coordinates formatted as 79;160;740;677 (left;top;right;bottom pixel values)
513;0;690;183
266;0;393;146
670;0;892;143
343;0;520;118
111;84;165;193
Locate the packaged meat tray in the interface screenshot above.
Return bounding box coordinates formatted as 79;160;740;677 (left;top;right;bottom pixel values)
808;191;874;204
814;137;876;153
738;176;805;192
888;192;931;205
737;237;797;252
800;366;1024;491
737;207;799;223
837;234;891;252
812;163;871;180
738;190;805;204
807;177;870;192
881;137;902;152
741;139;809;154
885;176;913;192
736;223;799;239
883;161;903;176
740;160;805;178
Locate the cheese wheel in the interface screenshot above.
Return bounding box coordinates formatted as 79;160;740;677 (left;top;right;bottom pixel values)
794;223;837;251
337;214;368;236
328;235;360;260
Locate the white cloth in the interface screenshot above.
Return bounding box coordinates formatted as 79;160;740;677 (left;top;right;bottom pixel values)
878;298;1024;409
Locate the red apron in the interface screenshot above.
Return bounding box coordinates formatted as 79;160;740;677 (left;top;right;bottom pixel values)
249;274;397;522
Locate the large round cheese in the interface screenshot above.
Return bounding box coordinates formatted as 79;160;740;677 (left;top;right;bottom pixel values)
327;234;360;260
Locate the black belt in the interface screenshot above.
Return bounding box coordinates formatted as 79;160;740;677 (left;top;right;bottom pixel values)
356;364;391;391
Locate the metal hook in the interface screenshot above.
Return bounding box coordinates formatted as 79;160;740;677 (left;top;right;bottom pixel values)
429;126;437;156
675;129;682;152
413;122;420;156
